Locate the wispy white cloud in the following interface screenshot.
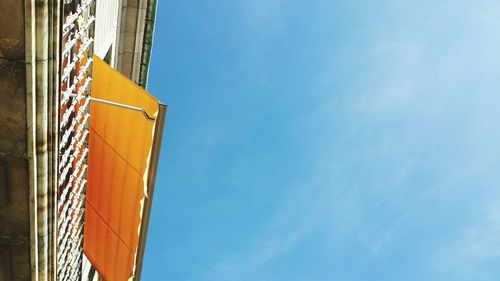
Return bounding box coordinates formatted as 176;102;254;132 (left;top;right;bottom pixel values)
194;1;500;280
432;202;500;280
235;0;287;27
209;169;334;279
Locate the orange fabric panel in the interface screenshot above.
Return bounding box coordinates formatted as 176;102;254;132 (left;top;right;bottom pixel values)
84;56;159;281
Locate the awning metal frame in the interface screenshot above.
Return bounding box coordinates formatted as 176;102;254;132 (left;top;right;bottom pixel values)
66;93;157;121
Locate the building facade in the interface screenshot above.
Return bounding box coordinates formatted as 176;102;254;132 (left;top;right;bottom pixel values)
0;1;162;280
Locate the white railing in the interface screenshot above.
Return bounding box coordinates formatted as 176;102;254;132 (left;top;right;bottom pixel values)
57;1;94;280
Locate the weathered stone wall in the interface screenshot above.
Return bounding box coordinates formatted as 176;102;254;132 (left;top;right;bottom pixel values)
0;1;32;280
117;0;147;82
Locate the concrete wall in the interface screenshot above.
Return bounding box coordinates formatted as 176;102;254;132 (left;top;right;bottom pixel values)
0;1;31;280
117;0;148;83
0;0;60;280
94;0;121;65
94;0;148;82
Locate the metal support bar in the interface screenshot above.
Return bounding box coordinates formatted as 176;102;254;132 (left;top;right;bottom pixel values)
90;97;156;121
66;93;156;121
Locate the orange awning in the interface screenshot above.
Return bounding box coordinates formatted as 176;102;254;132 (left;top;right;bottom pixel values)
84;56;165;281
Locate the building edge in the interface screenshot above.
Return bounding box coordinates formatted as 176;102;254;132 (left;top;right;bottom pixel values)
24;1;60;280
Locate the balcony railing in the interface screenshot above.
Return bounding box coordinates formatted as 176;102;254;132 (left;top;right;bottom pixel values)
57;0;95;280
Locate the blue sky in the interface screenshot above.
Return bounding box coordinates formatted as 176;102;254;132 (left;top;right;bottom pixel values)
142;1;500;280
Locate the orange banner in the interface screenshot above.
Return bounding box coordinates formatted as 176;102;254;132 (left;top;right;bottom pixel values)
84;56;161;281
